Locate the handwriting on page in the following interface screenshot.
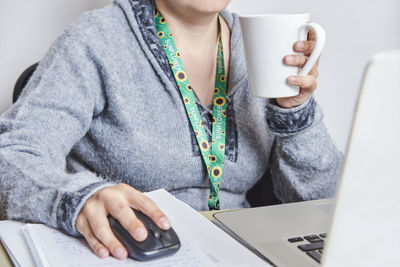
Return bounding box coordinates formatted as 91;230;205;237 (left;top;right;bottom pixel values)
0;189;268;267
39;226;216;267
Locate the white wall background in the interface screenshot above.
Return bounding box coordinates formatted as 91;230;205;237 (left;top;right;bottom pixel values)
1;0;399;152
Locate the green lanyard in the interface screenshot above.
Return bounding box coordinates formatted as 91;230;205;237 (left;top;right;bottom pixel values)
155;9;227;210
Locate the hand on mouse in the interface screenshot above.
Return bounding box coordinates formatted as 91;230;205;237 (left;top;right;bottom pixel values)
75;183;171;260
277;29;320;109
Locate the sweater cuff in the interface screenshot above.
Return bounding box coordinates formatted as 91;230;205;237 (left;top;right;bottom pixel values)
266;96;316;136
57;181;116;236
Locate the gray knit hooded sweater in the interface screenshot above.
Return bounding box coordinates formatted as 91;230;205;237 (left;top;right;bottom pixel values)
0;0;342;236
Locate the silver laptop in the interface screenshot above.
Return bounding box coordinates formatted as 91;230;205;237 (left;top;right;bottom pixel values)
213;50;400;267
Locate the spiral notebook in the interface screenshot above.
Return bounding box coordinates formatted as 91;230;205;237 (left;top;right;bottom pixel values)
22;224;50;267
0;189;267;267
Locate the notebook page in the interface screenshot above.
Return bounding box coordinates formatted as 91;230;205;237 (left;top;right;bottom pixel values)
24;223;215;267
0;220;35;267
2;189;268;267
18;189;219;266
1;237;21;267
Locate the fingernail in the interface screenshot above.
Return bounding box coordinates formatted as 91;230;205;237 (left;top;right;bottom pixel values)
114;247;127;259
98;248;108;258
134;227;147;241
296;41;304;49
285;56;294;63
288;76;297;83
159;217;171;229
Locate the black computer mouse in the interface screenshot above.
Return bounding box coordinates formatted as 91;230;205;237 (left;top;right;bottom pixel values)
108;209;180;261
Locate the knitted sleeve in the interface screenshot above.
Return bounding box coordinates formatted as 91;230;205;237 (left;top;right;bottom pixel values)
0;15;115;236
266;97;343;202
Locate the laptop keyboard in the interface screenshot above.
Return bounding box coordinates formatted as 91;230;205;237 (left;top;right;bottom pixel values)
288;233;327;263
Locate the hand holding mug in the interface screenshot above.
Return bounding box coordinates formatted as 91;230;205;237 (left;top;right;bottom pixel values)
239;13;326;108
278;29;320;108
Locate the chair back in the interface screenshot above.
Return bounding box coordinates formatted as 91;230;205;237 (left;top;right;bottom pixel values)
13;63;39;103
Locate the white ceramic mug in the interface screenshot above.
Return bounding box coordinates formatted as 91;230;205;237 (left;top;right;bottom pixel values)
239;13;326;98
